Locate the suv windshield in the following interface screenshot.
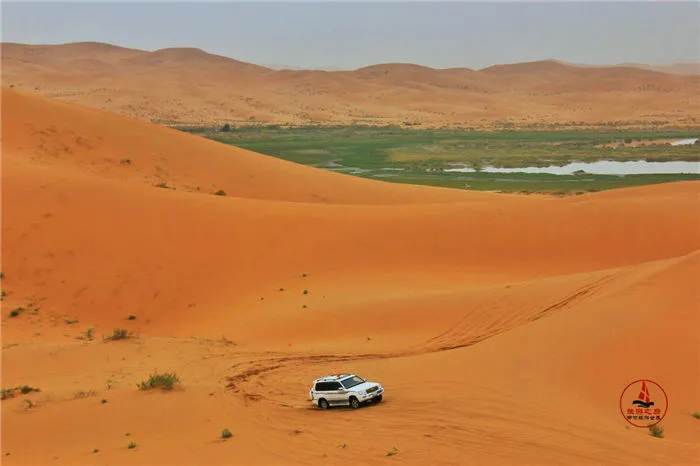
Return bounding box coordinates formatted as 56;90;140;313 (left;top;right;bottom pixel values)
340;376;365;389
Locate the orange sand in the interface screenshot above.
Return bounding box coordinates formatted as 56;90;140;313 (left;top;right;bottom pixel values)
1;88;699;465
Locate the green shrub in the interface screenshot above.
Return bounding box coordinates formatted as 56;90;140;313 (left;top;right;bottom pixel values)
214;190;227;196
138;371;180;391
221;428;232;439
128;442;136;449
692;412;700;419
649;424;664;438
77;328;94;341
127;315;136;320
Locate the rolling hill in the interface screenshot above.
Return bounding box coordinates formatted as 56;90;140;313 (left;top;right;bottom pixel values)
3;42;699;129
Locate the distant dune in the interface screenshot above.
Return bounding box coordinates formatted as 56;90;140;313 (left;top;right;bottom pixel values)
3;42;699;128
563;60;700;76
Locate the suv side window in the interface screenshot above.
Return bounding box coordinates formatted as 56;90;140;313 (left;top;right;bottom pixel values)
315;382;331;391
315;381;342;391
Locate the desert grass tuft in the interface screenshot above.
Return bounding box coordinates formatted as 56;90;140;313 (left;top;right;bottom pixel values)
138;371;180;391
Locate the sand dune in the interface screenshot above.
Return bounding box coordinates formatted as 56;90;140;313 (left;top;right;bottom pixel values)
2;88;699;464
3;42;699;128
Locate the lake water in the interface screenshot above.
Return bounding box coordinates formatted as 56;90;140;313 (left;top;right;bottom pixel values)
670;138;698;146
444;160;700;175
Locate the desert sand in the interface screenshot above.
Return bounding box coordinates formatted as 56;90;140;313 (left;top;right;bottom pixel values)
3;42;700;129
2;86;699;465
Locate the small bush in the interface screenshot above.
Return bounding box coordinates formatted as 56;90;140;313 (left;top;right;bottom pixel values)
221;428;232;439
127;315;136;320
20;385;39;395
649;424;664;438
221;123;231;132
120;159;132;165
93;448;100;453
214;190;227;196
128;442;136;449
302;290;308;295
138;371;180;391
106;328;130;341
65;319;79;325
76;328;94;341
692;412;700;419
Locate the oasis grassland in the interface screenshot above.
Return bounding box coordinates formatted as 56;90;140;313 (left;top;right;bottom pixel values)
180;125;700;194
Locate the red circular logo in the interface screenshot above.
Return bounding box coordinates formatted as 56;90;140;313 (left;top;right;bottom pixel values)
620;379;668;427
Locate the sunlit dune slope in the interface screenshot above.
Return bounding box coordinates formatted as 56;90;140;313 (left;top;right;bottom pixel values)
1;87;486;205
3;88;699;346
2;251;698;465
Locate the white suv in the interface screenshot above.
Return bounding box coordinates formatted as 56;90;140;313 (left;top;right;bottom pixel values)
309;374;384;409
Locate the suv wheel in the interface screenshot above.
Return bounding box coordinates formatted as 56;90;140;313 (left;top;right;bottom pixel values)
318;398;329;409
372;395;383;403
349;397;360;409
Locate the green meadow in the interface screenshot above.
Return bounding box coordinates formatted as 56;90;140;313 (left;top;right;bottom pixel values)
176;126;700;194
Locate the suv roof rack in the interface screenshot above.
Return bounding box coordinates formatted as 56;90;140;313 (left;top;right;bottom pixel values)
314;374;353;382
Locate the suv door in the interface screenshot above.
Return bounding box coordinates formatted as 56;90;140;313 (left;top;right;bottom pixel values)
325;381;346;405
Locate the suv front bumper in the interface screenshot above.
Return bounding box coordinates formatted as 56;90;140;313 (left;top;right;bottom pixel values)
360;387;384;401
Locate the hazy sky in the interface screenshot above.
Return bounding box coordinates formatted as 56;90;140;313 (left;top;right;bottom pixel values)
2;1;698;69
